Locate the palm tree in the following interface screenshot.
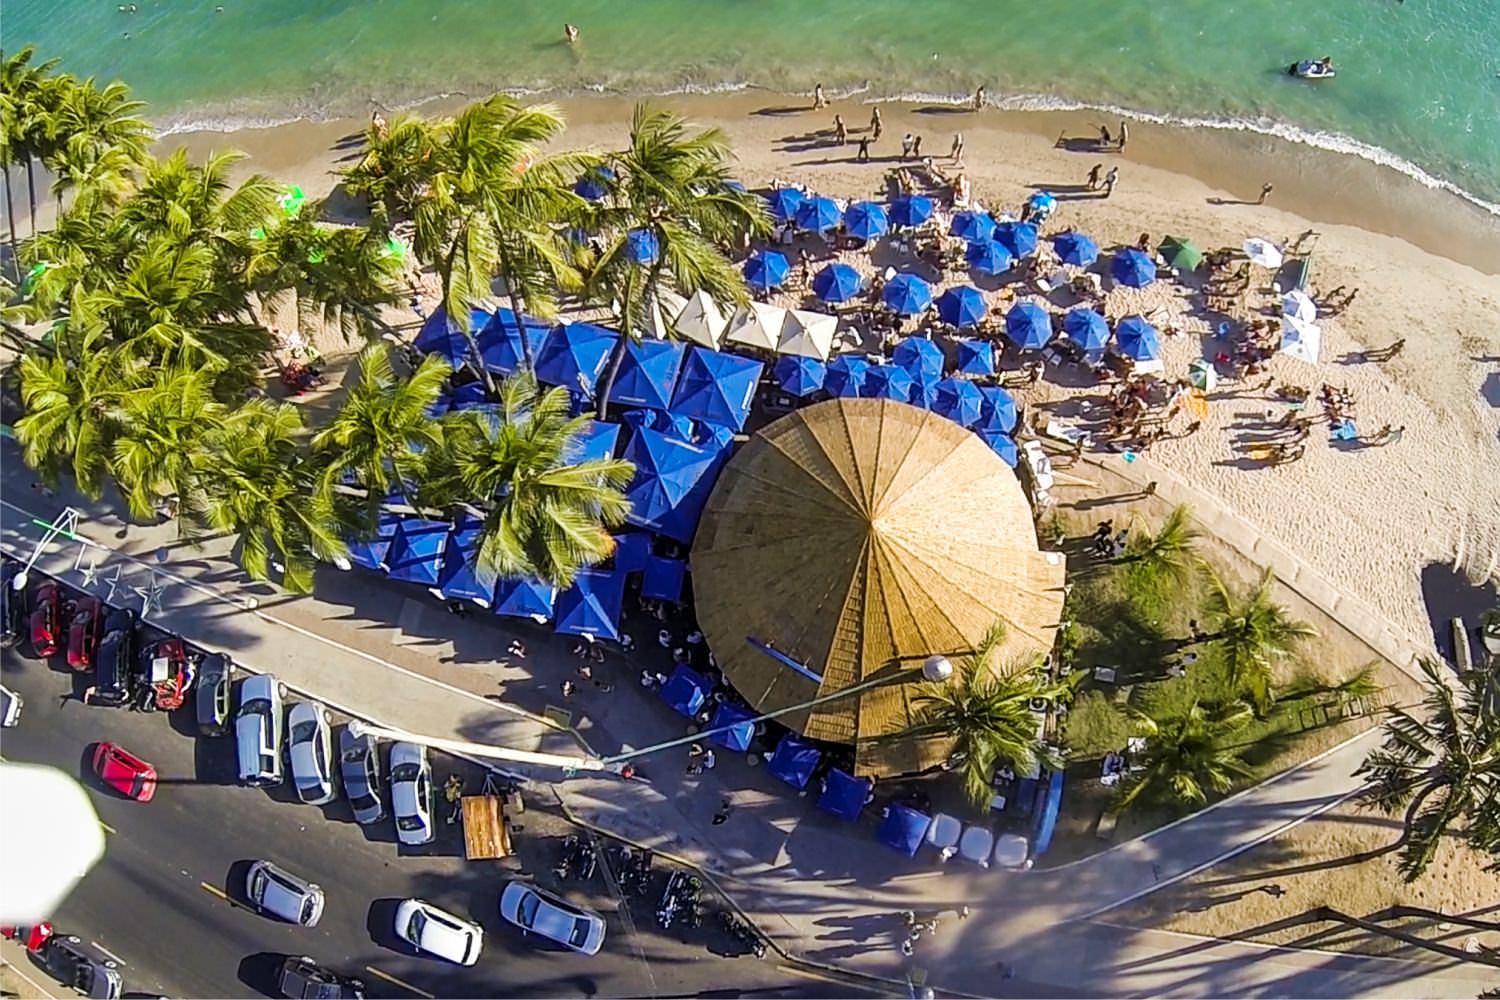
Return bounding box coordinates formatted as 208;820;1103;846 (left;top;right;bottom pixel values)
1202;567;1316;712
47;133;136;215
311;343;449;505
1123;503;1199;587
424;371;633;588
588;104;771;417
881;622;1073;811
0;47;63;238
1355;657;1500;881
109;366;225;521
1117;699;1255;810
119;148;278;255
340;114;443;226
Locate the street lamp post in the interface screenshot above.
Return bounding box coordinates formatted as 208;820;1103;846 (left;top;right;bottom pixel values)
9;507;81;592
344;719;613;775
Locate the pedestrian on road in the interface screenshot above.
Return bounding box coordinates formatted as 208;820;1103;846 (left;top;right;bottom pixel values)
712;797;733;825
900;938;914;956
1260;883;1287;898
1103;166;1120;198
507;639;526;658
856;136;870;162
577;662;593;681
1258;182;1274;204
686;630;704;646
619;632;635;652
560;680;576;699
658;628;672;648
443;774;463;824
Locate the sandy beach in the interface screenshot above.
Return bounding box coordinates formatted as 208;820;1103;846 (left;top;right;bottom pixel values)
163;91;1500;654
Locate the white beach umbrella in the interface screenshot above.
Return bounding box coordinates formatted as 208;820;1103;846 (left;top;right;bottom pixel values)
1243;237;1284;269
724;301;787;352
778;309;839;360
674;290;730;349
1281;289;1318;323
1279;315;1322;364
643;291;686;341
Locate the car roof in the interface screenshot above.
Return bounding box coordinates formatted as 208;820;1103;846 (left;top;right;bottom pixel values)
411;903;476;962
241;673;276;699
256;863;313;917
99;744;148;779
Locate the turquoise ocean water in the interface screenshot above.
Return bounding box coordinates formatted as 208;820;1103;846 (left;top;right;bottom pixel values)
10;0;1500;212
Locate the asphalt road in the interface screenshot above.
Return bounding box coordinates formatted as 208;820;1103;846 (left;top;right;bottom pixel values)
1;619;859;999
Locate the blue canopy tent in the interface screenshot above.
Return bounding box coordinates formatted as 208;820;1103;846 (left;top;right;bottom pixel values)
935;285;986;328
432;515;492;607
533;322;618;396
823;354;870;398
563;420;620;464
611;338;685;410
882;273;933;316
817;769;872;821
995;221;1039;258
965;239;1014;276
933;377;985;427
956;339;996;377
611;532;651;574
384;518;450;586
346;506;403;571
622;407;695;442
433;380;489;416
1053;232;1100;267
621;426;726;543
553;567;625;642
811;262;863;304
707;701;757;753
949;210;995;244
774;354;826;397
794;195;842;233
670;347;764;431
1027;191;1057;222
1115;315;1162;360
661;664;712;718
478;309;551;375
877;805;933;857
493;577;556;621
978;430;1019;467
744;250;791;292
843;200;888;241
888;195;933;229
414;306;491;368
977;386;1018;433
892;336;945;382
907;378;940;409
1062;308;1110;352
573;165;615;201
626;228;660;265
1111;248;1157;288
861;364;915;402
766;188;805;222
767;734;821;791
1031;769;1065;858
641;554;687;602
1005;301;1053;351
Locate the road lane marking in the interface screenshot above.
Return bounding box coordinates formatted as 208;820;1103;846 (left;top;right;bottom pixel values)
363;966;434;998
99;821;116;835
199;881;228;901
1;954;64;999
90;940;126;966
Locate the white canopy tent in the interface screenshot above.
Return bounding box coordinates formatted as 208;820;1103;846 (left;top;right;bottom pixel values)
723;301;787;353
644;290;687;341
673;290;730;349
1280;314;1322;364
778;309;839;360
1243;237;1284;269
1281;289;1317;323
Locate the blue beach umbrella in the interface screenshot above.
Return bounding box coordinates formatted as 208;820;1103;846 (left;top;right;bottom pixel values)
995;221;1039;258
611;532;651;574
661;665;712;718
907;377;940;409
708;701;757;753
1115;315;1161;360
563;420;621;465
611;338;684;410
1005;301;1054;350
721;179;747;193
977;386;1018;433
774;354;827;397
824;354;870;397
811;262;863;303
641;554;687;603
892;336;945;382
1062;308;1110;351
573;165;615;201
767;188;805;222
843;200;888;241
554;568;625;642
794;195;842;233
477;309;551;376
767;735;822;790
965;239;1014;276
384;518;450;586
669;346;764;430
533;321;618;395
949;210;995;244
744;250;791;291
877;804;932;857
861;364;915;402
956;339;996;377
978;430;1019;467
493;577;557;621
626;228;659;265
817;768;872;821
1028;191;1057;216
414;306;492;369
345;501;403;571
933;377;985;427
882;273;933;316
1112;248;1157;288
935;285;987;329
1053;232;1100;267
889;195;934;229
433;514;492;607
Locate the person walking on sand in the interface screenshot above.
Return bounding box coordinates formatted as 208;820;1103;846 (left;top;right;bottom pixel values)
1118;120;1129;151
856;136;871;162
912;134;923;158
813;82;827;109
901;133;915;159
950;132;964;163
1086;163;1103;190
1258;182;1274;204
1103;166;1119;198
564;23;579;43
1098;124;1112;147
833;114;847;145
870;106;883;139
973;85;986;110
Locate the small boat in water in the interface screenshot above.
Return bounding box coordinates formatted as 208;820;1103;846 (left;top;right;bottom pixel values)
1289;58;1336;80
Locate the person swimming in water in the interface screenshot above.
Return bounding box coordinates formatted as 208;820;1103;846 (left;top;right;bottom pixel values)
564;23;579;44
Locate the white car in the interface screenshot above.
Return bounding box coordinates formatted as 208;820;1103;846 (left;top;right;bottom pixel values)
394;898;482;966
287;701;336;805
246;859;325;926
498;880;606;955
235;675;284;786
389;742;434;846
0;683;22;727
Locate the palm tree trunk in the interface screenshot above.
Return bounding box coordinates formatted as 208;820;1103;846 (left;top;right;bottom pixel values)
25;156;38;237
594;260;663;419
2;166;18;279
438;237;497;395
498;248;534;371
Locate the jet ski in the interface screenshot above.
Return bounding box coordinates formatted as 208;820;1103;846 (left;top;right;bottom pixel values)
1289;59;1335;80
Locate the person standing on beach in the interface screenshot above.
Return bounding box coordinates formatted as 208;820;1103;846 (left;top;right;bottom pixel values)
856;136;871;162
870;106;883;139
833;114;847;145
813;83;827;109
1258;182;1274;204
912;134;923;158
1098;124;1112;147
973;85;986;110
1086;163;1103;190
950;132;964;163
1118;121;1129;152
1103;166;1119;198
901;133;915;159
564;23;579;43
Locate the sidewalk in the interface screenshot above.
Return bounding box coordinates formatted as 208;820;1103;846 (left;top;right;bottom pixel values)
0;938;60;1000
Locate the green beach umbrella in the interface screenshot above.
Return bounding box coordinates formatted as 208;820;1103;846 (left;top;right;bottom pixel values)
20;262;50;296
1188;358;1217;391
383;235;408;260
278;184;306;217
1159;236;1203;272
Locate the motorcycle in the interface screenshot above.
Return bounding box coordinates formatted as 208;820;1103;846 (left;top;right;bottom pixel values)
718;910;766;958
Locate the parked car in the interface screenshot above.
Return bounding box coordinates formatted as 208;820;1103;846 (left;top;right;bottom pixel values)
393;899;482;966
195;652;234;736
30;580;63;657
0;683;22;727
277;956;365;999
91;742;158;802
235;674;285;787
389;742;434;846
498;880;607;955
39;933;123;998
89;610;138;708
338;729;385;826
288;702;336;805
0;562;24;647
136;635;194;711
245;860;324;926
66;596;104;671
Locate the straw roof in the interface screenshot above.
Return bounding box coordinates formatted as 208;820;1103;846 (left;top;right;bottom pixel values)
692;398;1067;776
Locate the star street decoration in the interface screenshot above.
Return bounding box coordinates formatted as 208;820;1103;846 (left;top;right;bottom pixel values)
76;550;100;588
133;571;165;618
102;564;128;604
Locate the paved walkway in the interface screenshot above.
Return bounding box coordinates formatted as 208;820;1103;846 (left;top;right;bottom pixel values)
2;454;1487;997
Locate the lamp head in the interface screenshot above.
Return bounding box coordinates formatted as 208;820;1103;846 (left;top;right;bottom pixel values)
921;654;953;683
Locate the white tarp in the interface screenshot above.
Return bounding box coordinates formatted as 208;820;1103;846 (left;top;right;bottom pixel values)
1281;289;1317;323
723;301;787;352
674;290;729;349
1280;314;1322;364
778;309;839;360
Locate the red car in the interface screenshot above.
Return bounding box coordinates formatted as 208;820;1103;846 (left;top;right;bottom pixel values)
139;636;193;711
29;581;62;657
92;742;158;802
66;596;104;671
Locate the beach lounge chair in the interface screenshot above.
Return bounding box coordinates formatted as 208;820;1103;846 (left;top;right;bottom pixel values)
958;825;995;867
927;812;962;862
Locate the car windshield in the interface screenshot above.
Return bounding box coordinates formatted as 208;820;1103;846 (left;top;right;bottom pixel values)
391;763;419;782
397;814;425;831
517;892;541;927
407;909;426;941
239;697;270;718
350;792;378;812
131;773;146;798
341;746;365;764
569;918;591;947
291;721;317;743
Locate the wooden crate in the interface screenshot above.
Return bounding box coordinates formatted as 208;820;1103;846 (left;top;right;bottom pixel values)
461;795;511;860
